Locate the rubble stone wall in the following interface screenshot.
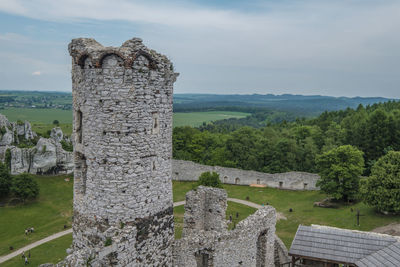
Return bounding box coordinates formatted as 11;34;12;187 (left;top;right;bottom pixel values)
173;186;277;267
173;159;320;190
66;37;178;266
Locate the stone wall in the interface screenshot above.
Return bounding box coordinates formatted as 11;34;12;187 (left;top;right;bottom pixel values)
64;37;178;266
173;186;278;267
172;159;320;190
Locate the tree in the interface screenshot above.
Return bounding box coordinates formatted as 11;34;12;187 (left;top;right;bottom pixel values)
197;171;222;188
10;173;39;203
0;162;11;197
316;145;364;202
53;120;59;126
360;151;400;213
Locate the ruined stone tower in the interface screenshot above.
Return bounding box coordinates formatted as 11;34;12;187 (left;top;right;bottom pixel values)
67;38;178;266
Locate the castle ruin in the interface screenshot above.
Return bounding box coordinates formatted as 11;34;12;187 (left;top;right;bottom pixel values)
59;38;285;266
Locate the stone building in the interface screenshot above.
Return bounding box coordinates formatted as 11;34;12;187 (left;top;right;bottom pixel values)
172;186;288;267
56;37;286;266
64;38;178;266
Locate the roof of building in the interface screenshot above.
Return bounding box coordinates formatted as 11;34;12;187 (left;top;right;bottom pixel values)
356;242;400;267
289;225;400;266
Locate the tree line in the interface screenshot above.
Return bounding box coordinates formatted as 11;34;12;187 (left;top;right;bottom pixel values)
173;100;400;175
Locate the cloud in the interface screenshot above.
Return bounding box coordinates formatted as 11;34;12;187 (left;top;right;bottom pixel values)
32;71;41;76
0;0;399;97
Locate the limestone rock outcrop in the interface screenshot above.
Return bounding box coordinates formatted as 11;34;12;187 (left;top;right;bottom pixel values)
0;114;73;175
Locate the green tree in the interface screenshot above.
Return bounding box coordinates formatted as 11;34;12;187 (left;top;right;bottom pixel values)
197;171;222;188
10;173;39;203
360;151;400;213
0;162;12;197
53;120;59;126
316;145;364;202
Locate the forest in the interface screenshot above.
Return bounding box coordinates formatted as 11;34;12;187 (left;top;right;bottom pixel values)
173;100;400;175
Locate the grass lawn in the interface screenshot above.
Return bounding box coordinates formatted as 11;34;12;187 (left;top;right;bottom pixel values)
2;234;72;267
173;111;250;127
0;175;73;256
0;108;72;124
3;179;400;265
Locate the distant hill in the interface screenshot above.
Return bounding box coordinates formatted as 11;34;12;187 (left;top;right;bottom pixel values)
173;93;396;116
0;90;396;118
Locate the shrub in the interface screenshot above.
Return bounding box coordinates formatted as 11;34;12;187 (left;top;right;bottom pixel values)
197;171;222;188
10;173;39;203
61;140;73;152
0;162;11;198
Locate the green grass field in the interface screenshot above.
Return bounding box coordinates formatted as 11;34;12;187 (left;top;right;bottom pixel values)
0;108;72;124
0;108;249;132
173;111;250;127
0;175;73;256
3;179;400;265
2;234;72;267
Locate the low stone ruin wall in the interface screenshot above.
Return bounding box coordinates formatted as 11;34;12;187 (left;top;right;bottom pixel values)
172;159;320;190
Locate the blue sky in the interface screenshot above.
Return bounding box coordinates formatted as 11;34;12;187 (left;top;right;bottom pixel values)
0;0;399;97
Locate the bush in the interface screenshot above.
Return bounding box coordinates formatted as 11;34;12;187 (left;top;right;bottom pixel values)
53;120;59;126
316;145;364;202
0;162;11;198
61;140;73;152
361;151;400;213
11;173;39;203
197;171;222;188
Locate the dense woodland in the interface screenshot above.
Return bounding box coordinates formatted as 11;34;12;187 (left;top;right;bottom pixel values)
173;101;400;175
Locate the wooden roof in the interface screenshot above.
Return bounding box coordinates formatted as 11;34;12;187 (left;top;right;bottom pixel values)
289;225;400;266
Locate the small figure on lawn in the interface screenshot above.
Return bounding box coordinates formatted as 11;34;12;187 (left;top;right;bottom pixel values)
24;256;29;265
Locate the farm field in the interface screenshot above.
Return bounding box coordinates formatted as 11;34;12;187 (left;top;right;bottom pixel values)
0;108;249;129
0;108;72;124
3;179;400;265
173;111;250;127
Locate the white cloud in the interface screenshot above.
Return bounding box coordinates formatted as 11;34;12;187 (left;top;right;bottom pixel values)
0;0;399;97
32;71;41;76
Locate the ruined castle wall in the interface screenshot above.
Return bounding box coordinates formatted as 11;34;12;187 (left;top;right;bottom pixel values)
173;206;277;267
67;38;178;266
172;159;320;190
182;186;228;237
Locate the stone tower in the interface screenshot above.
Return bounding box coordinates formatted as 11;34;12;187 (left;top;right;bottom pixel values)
66;38;178;266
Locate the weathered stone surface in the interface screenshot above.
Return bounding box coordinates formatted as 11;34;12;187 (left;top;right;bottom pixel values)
64;37;178;266
173;186;278;267
173;159;320;190
50;127;64;142
0;115;73;175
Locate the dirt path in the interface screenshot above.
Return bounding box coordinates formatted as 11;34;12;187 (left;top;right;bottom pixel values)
0;198;284;264
0;229;73;264
372;223;400;236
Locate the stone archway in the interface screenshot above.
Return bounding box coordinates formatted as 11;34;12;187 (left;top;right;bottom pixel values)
256;230;268;267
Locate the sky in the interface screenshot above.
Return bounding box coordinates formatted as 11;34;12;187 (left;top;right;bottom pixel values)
0;0;399;98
